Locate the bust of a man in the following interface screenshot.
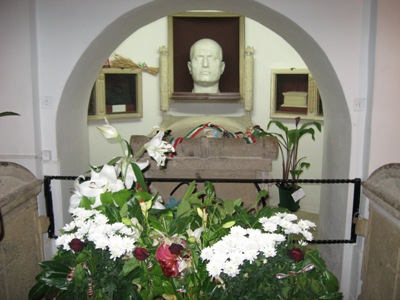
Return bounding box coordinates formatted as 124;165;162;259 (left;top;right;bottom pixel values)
187;38;225;93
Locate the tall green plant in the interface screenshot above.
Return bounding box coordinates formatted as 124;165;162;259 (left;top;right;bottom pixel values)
255;117;321;189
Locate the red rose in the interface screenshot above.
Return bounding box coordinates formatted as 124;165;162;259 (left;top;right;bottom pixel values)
169;243;184;255
133;247;150;261
288;248;304;261
69;238;86;252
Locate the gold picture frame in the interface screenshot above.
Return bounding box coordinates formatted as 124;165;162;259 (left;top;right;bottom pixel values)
88;68;143;120
270;68;323;120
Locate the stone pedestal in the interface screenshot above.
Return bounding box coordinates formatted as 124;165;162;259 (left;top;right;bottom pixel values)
131;135;278;206
360;163;400;300
0;162;43;300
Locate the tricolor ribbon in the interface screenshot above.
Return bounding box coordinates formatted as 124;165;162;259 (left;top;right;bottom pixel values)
276;263;315;279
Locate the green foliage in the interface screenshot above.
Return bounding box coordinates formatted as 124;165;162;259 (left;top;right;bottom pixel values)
0;111;19;117
30;182;341;300
254;117;321;188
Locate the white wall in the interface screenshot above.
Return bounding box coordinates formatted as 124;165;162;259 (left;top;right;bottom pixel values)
88;17;324;213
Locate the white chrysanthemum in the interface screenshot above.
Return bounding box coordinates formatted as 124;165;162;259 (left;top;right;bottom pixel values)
229;251;246;266
279;220;302;235
280;212;298;221
91;233;109;250
76;220;92;236
301;230;314;241
111;222;125;232
298;240;309;246
261;245;277;258
246;228;263;240
72;207;96;220
206;260;223;277
298;219;316;230
56;233;76;251
243;248;259;263
119;226;136;236
269;233;286;243
201;246;214;261
261;221;278;233
223;260;240;277
108;235;127;259
230;226;248;238
63;221;76;232
94;213;109;226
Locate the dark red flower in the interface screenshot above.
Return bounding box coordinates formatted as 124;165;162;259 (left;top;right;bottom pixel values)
133;247;150;261
288;248;304;261
69;238;86;252
155;243;179;278
169;243;184;255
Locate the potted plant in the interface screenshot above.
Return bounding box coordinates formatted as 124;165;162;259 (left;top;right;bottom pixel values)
254;117;321;211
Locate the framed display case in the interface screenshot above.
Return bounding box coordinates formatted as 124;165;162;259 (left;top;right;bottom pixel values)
167;12;244;101
270;68;323;120
88;68;143;120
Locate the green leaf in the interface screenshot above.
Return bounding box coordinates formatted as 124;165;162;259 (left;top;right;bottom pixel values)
223;198;243;215
29;282;47;300
0;111;19;117
39;260;71;273
181;181;197;202
107;156;123;166
305;249;327;270
79;196;93;209
100;192;114;206
72;263;86;287
112;189;133;207
321;270;340;293
131;163;148;192
135;190;153;202
176;197;191;218
120;258;140;276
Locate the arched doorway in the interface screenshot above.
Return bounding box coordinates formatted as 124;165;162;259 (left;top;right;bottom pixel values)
56;0;351;288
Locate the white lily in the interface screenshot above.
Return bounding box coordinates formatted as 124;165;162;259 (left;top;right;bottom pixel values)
144;129;175;167
97;118;119;139
187;226;204;243
68;175;86;213
71;164;124;210
119;158;149;189
152;195;166;210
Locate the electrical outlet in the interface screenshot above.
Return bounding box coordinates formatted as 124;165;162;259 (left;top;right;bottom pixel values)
41;96;53;109
42;150;52;161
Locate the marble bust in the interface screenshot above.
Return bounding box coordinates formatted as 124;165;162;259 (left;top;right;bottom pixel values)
187;38;225;93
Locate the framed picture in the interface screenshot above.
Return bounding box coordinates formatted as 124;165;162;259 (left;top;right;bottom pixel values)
168;12;244;101
270;69;323;120
88;68;143;120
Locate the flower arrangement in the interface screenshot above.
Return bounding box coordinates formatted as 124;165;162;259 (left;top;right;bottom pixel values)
30;119;341;300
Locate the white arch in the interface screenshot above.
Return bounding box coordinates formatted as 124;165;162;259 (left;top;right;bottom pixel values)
56;0;351;283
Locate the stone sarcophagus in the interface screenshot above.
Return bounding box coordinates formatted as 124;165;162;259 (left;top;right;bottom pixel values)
0;162;43;300
130;128;278;206
360;163;400;299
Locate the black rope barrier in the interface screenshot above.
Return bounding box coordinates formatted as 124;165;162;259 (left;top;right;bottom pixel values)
43;175;362;244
